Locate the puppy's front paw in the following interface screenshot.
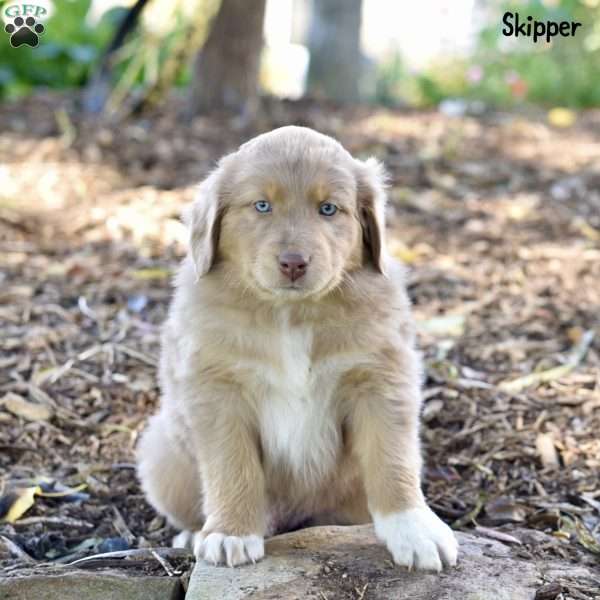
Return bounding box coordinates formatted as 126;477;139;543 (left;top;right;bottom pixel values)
194;531;264;567
373;506;458;571
172;530;193;549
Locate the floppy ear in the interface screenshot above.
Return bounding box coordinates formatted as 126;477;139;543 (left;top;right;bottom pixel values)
184;169;224;278
355;157;388;275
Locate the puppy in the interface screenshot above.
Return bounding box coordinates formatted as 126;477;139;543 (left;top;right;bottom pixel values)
137;126;458;571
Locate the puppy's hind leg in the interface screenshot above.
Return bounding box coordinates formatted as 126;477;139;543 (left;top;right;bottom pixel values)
136;413;203;546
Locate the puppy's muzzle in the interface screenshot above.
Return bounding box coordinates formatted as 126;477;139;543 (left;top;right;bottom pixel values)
278;252;308;282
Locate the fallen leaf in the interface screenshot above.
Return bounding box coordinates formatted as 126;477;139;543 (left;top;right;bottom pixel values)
418;315;465;337
1;392;53;421
499;330;595;392
37;481;88;500
0;486;41;523
558;515;600;555
132;268;171;280
572;517;600;555
428;359;460;381
387;239;419;264
547;107;576;128
452;495;486;528
31;366;60;387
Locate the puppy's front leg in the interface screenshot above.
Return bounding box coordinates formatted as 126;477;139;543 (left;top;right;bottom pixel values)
348;367;458;571
193;399;266;567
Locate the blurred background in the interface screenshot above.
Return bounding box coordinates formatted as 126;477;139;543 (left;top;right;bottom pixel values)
1;0;600;114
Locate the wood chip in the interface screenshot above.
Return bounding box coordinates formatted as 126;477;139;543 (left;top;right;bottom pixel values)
0;392;53;421
536;433;560;469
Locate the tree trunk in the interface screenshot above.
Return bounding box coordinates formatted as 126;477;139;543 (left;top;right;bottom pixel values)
82;0;151;115
307;0;363;103
188;0;267;115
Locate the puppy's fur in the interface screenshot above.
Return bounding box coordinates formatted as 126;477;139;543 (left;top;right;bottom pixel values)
137;126;458;570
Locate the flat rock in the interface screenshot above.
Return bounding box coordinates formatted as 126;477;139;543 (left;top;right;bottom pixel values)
185;525;596;600
0;570;184;600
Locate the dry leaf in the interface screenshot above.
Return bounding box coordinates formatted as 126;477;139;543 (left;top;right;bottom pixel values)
37;483;88;499
572;517;600;555
499;330;595;392
0;486;41;523
418;315;466;337
566;326;584;345
547;107;576;128
559;515;600;555
1;392;53;421
387;239;419;264
132;268;171;280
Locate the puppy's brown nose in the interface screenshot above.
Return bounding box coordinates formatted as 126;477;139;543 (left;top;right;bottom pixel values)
279;252;308;282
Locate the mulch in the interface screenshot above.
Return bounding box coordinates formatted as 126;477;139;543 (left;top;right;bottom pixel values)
1;93;599;596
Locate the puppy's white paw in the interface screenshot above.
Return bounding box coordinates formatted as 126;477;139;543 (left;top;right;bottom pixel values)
194;532;265;567
172;530;193;549
373;506;458;571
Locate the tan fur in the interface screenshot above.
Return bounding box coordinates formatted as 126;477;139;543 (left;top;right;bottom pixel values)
137;126;457;570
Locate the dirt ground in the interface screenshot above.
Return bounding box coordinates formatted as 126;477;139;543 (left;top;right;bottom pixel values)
1;93;599;597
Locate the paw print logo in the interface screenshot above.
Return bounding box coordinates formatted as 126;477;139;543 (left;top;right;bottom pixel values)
5;15;45;48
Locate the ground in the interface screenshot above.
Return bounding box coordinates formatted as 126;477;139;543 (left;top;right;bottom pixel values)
0;93;599;598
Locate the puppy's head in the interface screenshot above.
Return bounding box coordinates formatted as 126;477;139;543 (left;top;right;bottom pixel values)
186;126;387;301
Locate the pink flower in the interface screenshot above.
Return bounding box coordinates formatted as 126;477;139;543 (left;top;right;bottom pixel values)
467;65;483;83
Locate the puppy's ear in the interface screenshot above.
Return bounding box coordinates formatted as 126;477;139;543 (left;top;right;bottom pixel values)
355;157;388;275
184;169;224;278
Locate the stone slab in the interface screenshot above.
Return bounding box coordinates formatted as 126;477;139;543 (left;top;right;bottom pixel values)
185;526;543;599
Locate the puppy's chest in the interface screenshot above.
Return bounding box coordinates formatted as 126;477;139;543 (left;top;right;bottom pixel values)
254;325;355;481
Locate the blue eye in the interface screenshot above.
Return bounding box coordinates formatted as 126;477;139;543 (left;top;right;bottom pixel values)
254;201;272;213
319;202;338;216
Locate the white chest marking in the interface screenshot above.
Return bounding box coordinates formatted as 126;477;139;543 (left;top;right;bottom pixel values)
258;315;345;485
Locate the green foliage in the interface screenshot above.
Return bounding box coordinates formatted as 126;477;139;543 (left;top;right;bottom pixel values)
374;0;600;109
3;0;600;108
470;0;600;107
374;54;469;109
0;0;205;106
0;0;121;99
374;52;411;107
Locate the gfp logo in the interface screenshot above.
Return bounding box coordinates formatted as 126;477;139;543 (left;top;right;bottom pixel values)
3;4;47;47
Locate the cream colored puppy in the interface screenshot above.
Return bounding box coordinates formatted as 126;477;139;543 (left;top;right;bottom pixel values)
137;126;458;571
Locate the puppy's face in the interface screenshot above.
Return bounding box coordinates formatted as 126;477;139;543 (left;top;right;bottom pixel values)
188;127;387;301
